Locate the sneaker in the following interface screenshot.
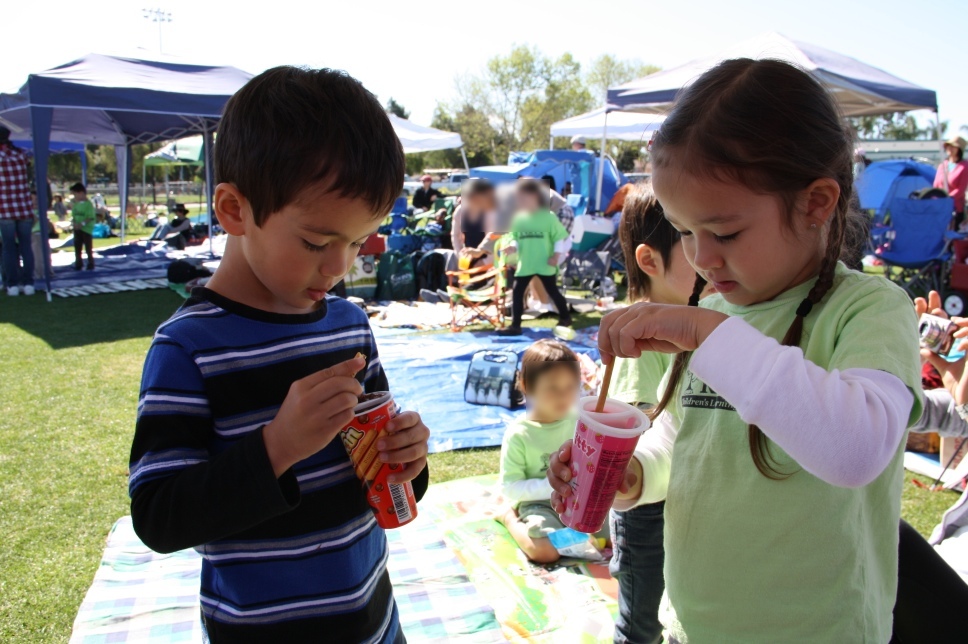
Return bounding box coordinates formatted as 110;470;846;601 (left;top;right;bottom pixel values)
86;262;95;271
495;326;523;336
74;263;83;271
22;285;35;296
6;286;19;296
419;288;441;304
436;289;449;302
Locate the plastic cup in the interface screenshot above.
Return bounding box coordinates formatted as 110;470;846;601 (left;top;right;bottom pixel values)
458;255;472;270
339;392;418;529
560;396;650;533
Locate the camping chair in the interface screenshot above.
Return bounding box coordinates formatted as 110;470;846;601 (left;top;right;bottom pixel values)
445;263;509;331
879;197;960;297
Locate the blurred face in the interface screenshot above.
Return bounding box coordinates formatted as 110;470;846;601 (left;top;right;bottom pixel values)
233;183;379;313
516;189;541;213
945;144;959;160
652;167;823;306
422;179;432;188
526;365;580;422
71;190;85;201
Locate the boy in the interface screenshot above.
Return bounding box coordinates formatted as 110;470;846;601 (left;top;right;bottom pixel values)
69;182;95;270
129;67;430;643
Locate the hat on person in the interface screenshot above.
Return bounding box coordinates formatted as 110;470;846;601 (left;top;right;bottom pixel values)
944;136;967;152
420;174;433;182
570;135;586;145
173;203;189;214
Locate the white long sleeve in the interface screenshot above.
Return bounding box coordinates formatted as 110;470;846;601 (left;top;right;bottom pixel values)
689;316;914;488
612;410;677;510
502;478;555;505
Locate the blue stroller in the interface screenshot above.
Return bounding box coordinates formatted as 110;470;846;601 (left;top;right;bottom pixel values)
879;197;960;298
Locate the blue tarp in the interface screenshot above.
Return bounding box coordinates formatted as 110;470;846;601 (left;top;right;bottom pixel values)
607;33;938;117
855;160;936;222
373;327;599;453
470;149;625;212
0;53;252;294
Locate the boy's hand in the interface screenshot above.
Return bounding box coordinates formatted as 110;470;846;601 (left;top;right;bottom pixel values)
598;302;728;364
547;253;560;266
263;356;365;477
377;411;430;484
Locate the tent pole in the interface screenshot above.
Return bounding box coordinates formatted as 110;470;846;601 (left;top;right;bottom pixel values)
80;146;88;185
142;163;146;203
202;124;216;257
460;146;470;173
549;135;553;150
937;109;949;192
31;106;54;301
116;144;130;246
596;111;609;213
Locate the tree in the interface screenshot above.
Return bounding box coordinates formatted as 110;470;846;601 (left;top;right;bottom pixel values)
586;55;660;102
851;113;943;141
385;97;410;119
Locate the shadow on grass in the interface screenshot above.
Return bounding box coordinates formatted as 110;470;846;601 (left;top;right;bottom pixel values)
0;288;184;349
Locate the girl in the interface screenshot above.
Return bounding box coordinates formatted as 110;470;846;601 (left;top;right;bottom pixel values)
548;59;923;642
498;339;584;563
497;179;572;336
608;185;697;644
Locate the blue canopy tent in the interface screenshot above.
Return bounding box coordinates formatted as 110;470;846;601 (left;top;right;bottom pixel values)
855;160;936;223
607;33;939;118
11;139;88;184
469;150;625;212
0;53;252;298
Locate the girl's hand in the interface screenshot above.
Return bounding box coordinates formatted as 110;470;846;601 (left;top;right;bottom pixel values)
547;441;574;512
598;302;729;364
913;291;968;403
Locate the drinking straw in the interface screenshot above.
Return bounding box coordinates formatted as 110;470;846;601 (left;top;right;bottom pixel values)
596;361;615;413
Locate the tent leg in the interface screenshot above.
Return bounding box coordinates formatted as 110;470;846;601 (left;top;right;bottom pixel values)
460;147;470;173
202;125;216;258
549;135;554;150
595;112;609;213
80;146;88;186
31;106;54;300
116;145;130;245
937;110;949;192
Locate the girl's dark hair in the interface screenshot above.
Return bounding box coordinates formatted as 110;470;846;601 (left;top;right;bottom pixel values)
649;58;861;479
541;174;557;192
516;177;549;209
619;184;682;302
518;339;580;392
956;148;965;163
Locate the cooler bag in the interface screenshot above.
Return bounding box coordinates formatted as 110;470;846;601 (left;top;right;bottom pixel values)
375;251;416;301
464;350;523;409
571;215;615;252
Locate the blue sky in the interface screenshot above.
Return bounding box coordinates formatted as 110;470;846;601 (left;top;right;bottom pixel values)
5;0;965;137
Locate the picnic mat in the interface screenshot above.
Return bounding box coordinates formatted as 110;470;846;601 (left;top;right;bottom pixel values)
71;476;617;643
373;327;600;453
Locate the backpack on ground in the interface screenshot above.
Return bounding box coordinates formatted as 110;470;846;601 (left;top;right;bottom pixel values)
375;251;416;301
464;349;524;409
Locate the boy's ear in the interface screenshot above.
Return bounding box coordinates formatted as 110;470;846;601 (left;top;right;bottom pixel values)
214;183;249;235
634;243;662;276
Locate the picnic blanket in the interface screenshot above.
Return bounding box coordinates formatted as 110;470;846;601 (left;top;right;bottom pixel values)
373;327;600;453
71;476;617;643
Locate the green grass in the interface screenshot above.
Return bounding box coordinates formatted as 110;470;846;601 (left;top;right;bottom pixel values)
0;289;957;641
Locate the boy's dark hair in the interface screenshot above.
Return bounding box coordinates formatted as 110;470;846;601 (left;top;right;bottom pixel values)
619;184;682;302
516;178;549;209
462;177;494;199
69;182;87;193
517;339;580;392
215;66;404;226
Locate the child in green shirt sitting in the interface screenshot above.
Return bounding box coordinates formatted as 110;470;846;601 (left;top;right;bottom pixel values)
498;339;587;563
69;182;95;271
497;179;571;336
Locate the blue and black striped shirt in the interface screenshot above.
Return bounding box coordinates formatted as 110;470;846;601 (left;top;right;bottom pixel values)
129;288;426;642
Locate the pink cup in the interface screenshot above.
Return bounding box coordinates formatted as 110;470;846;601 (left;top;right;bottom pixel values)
560;396;650;533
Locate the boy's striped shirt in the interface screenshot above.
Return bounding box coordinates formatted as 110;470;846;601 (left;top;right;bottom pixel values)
129;289;423;642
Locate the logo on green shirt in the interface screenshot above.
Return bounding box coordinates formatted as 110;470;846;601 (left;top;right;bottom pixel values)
681;371;736;411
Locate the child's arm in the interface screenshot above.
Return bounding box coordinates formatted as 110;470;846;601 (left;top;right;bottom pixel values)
499;432;554;504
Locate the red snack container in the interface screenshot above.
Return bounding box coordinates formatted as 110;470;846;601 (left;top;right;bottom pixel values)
339;392;418;529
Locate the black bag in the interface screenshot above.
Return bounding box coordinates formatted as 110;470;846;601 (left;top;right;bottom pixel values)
464;350;523;409
375;251;416;301
416;251;448;293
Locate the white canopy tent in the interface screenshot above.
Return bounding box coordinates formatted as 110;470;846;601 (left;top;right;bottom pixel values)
549;108;665;147
387;114;468;170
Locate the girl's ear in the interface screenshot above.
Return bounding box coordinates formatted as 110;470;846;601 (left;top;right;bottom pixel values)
635;243;663;276
214;183;249;236
803;178;840;229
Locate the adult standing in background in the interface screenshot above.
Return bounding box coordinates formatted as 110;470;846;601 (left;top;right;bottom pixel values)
0;126;36;296
934;136;968;228
570;135;587;152
412;174;441;211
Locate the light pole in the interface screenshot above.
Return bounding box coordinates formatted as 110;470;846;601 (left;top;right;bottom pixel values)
142;8;172;53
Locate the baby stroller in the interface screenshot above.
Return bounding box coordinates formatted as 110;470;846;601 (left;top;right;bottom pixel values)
560;248;615;298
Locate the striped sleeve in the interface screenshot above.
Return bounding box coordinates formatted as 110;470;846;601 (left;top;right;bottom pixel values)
129;336;299;553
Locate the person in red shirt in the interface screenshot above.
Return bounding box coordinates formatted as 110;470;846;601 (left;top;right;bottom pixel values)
934;136;968;227
0;126;36;296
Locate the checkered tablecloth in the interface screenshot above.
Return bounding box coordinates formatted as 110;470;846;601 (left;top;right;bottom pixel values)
70;513;504;643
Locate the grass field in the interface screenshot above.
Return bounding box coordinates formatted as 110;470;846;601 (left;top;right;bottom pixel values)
0;289;959;642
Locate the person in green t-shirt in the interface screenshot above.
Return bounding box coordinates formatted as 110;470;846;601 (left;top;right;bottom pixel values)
69;182;96;271
498;339;590;563
497;179;571;336
606;184;705;644
549;60;924;642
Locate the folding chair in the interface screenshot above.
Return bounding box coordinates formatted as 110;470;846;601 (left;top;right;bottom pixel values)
445;263;509;331
879;197;958;297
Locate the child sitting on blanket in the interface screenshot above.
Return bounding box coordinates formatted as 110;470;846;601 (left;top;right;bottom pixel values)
128;67;430;643
498;339;605;563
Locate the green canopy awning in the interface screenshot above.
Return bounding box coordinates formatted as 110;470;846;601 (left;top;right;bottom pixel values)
144;135;204;167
